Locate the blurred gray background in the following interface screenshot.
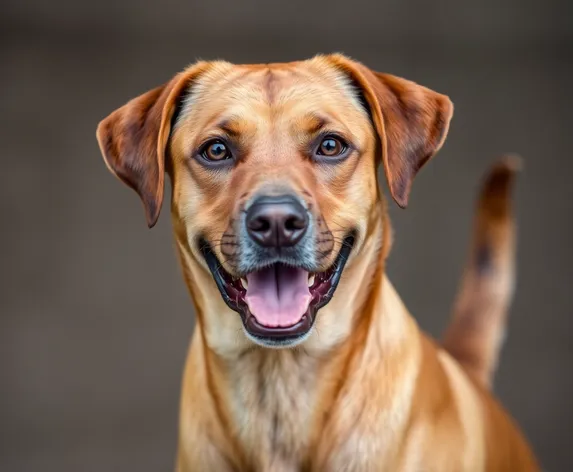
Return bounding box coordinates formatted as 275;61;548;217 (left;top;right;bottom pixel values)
1;0;572;470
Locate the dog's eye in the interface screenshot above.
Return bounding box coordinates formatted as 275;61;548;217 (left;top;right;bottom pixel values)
201;140;232;161
317;136;347;157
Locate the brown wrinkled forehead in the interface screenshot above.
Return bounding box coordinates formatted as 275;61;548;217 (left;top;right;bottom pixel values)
174;57;370;135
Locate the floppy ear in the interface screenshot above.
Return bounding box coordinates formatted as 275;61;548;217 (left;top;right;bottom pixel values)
326;55;454;208
96;62;210;227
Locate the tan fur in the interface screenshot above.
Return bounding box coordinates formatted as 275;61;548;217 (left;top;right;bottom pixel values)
443;155;521;388
96;55;539;471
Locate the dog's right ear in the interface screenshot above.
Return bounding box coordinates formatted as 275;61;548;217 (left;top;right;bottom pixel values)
96;62;211;227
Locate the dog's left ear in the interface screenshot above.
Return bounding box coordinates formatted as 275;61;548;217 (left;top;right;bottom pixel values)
326;55;454;208
96;62;211;227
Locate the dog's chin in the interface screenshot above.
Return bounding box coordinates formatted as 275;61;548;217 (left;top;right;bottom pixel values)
200;235;354;348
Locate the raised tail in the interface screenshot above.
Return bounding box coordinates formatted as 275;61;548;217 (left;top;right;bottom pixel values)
442;155;522;389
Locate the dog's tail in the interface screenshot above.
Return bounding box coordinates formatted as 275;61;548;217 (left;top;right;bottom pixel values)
442;155;522;389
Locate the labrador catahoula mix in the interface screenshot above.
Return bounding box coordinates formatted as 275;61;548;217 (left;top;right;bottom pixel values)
96;54;539;471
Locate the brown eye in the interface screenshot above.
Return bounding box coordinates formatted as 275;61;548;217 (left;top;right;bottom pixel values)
201;140;232;161
317;136;346;157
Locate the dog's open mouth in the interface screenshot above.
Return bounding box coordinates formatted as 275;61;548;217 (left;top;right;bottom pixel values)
201;236;354;344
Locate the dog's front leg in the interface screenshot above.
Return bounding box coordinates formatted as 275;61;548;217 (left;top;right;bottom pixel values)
176;438;241;472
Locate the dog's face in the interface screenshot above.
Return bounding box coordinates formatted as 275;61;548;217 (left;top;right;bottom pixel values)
97;55;452;348
168;60;378;346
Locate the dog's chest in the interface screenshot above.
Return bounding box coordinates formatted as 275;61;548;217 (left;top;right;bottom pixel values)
229;351;318;471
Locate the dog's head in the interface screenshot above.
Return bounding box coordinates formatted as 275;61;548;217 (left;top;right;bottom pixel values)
96;55;452;349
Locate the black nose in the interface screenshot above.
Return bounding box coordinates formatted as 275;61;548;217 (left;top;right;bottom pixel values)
246;195;309;248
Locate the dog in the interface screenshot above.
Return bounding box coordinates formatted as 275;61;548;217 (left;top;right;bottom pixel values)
96;54;539;471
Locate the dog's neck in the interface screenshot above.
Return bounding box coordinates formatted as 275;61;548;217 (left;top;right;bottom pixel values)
174;201;420;469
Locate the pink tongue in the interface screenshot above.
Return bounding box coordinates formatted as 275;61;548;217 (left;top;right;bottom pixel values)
245;265;312;328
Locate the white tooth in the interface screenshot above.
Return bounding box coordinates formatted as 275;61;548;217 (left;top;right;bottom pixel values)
308;274;315;287
240;277;248;289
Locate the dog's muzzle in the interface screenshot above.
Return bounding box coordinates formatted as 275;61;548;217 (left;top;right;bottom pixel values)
201;193;354;348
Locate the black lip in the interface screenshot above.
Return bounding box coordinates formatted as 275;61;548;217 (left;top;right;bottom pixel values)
200;235;355;344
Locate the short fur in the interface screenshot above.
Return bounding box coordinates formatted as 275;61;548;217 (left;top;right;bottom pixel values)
96;54;539;471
